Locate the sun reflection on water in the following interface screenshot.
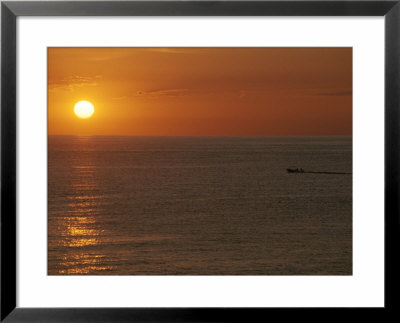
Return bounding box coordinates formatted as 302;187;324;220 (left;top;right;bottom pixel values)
62;217;102;248
57;253;114;275
49;142;115;274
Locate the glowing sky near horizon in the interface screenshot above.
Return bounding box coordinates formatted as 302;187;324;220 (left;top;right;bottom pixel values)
48;47;352;136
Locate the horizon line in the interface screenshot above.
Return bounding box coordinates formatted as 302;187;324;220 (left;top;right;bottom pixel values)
48;134;352;137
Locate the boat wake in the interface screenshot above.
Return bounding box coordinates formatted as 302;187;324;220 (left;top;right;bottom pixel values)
287;168;351;175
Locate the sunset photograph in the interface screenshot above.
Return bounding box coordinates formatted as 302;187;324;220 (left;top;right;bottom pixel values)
48;47;352;275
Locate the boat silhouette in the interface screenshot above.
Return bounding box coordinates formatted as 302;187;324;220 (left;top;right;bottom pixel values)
287;168;304;173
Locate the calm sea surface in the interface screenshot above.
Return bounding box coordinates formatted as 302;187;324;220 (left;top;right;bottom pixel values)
48;136;352;275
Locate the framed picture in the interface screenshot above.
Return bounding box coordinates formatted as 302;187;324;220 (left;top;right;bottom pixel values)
1;0;399;321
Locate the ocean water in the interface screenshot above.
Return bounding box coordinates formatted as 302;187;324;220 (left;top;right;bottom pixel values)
48;136;352;275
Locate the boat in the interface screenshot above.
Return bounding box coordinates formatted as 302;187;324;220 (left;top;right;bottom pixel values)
287;168;304;173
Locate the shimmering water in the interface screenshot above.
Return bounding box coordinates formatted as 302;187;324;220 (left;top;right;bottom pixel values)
48;136;352;275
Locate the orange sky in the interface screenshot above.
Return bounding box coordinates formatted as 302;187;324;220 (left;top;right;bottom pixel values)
48;48;352;136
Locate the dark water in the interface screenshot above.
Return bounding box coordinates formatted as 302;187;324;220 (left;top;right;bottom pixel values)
48;136;352;275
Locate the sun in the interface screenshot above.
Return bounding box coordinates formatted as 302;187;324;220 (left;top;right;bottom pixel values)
74;100;95;119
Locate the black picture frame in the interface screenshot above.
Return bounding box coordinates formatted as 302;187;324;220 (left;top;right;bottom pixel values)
1;0;399;321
